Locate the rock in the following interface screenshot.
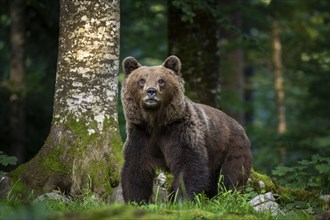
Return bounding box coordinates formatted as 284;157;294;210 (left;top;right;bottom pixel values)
151;184;167;203
258;180;265;189
34;191;71;203
249;192;283;216
320;194;330;210
155;172;166;187
151;172;168;203
109;172;168;204
109;184;124;203
0;175;11;199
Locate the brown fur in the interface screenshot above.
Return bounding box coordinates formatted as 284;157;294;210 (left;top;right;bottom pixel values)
121;56;252;203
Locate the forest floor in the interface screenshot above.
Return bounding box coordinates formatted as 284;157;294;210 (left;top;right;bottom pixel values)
1;189;327;220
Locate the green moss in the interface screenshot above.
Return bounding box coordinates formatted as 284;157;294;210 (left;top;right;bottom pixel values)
7;168;28;198
249;169;278;193
107;117;124;186
41;144;64;174
62;113;123;194
79;206;260;220
6;112;124;199
63;113;98;147
88;160;111;192
9;162;27;180
163;171;174;191
57;204;175;220
278;186;321;204
248;170;322;208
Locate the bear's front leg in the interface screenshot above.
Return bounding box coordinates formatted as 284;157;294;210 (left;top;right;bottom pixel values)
169;148;210;200
121;131;155;203
121;160;154;203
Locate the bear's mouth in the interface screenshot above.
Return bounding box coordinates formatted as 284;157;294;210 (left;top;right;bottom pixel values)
143;97;160;108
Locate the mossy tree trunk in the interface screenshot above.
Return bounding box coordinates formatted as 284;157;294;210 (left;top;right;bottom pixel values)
3;0;122;198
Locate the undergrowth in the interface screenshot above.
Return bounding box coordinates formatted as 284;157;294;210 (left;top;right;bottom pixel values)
0;170;325;220
0;187;318;220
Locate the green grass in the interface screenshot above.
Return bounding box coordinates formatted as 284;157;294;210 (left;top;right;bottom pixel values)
0;171;324;219
0;189;318;220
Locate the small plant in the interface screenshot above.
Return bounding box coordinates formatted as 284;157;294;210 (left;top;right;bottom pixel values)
0;151;17;175
272;154;330;193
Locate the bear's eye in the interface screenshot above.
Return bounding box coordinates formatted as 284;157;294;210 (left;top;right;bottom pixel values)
158;79;165;86
138;78;146;86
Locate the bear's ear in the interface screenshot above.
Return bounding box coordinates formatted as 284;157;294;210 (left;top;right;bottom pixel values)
162;55;181;76
123;57;142;76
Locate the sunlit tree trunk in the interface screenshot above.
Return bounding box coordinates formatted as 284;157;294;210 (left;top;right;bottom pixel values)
2;0;122;198
168;0;220;108
9;0;26;166
272;19;287;165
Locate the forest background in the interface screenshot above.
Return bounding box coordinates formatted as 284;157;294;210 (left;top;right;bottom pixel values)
0;0;329;195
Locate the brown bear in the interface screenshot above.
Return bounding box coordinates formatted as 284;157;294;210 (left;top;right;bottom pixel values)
121;55;252;203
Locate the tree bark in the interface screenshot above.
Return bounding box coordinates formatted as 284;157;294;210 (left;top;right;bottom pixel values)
218;0;246;125
8;0;26;166
3;0;122;198
168;0;220;108
272;19;287;165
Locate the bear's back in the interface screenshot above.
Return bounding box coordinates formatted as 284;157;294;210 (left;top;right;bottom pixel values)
193;102;250;152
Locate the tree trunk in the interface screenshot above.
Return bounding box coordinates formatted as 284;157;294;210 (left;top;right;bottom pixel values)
220;48;245;124
218;0;246;125
272;19;287;165
168;0;220;108
8;0;26;166
3;0;122;198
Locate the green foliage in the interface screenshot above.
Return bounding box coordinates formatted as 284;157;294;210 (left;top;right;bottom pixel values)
0;202;50;220
0;151;17;174
272;154;330;193
242;0;330;179
120;0;167;64
0;177;324;220
1;170;322;219
171;0;211;23
0;151;17;167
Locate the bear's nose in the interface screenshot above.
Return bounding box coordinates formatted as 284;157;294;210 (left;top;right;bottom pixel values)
146;87;157;98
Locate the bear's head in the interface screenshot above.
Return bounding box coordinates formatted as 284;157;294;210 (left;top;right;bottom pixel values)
121;56;186;125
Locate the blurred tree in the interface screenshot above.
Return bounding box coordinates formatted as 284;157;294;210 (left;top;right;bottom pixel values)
119;0;168;140
120;0;167;64
282;0;330;160
271;18;286;165
8;0;26;166
168;0;250;125
217;0;246;124
245;0;330;173
0;0;59;169
168;0;221;107
2;0;122;198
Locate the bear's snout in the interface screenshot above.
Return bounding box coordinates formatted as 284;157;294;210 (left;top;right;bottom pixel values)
146;87;157;98
142;87;160;109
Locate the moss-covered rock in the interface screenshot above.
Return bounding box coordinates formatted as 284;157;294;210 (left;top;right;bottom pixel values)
246;169;325;218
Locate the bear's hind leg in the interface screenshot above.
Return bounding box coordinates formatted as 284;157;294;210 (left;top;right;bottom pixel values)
169;154;210;201
221;149;251;190
205;169;221;198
